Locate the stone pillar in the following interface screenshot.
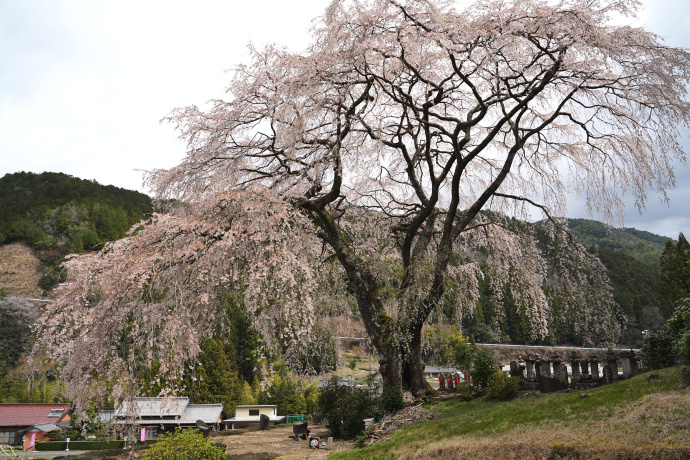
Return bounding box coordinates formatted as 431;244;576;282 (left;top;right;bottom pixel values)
621;353;632;379
571;359;581;383
447;374;454;391
552;360;561;379
630;354;640;377
439;376;445;389
535;360;541;377
589;357;600;382
526;357;536;381
510;360;524;379
606;353;619;382
553;359;568;383
580;360;589;376
540;359;551;378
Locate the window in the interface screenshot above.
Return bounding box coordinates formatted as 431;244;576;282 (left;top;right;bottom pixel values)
249;409;259;416
144;427;157;440
0;431;17;445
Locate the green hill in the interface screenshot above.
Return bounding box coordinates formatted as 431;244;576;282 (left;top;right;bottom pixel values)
595;248;664;335
558;219;672;339
0;171;152;239
0;171;153;291
566;218;670;268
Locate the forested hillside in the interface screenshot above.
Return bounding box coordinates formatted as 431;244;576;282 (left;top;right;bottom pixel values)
593;249;664;340
0;172;153;291
0;171;151;231
567;218;669;268
559;218;673;342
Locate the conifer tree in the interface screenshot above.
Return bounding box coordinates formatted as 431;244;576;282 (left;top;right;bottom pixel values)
660;233;690;318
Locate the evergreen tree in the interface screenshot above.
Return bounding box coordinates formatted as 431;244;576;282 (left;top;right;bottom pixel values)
258;370;309;416
237;380;256;406
188;339;240;411
659;233;690;318
219;293;260;383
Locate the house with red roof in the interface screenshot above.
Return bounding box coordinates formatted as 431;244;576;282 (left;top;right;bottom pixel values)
0;403;71;450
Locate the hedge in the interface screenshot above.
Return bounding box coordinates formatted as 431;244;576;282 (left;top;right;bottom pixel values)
34;440;158;451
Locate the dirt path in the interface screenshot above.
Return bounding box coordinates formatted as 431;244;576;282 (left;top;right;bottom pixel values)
213;425;355;459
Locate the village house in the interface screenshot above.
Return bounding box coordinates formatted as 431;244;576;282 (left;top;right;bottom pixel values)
223;405;286;429
424;366;460;379
113;397;227;440
0;403;71;451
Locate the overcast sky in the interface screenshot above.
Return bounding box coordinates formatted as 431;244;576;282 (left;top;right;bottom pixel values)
1;0;689;238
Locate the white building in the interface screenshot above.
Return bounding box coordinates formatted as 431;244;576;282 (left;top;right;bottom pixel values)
223;405;286;429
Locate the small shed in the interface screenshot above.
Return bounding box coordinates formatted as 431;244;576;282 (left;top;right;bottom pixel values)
223;405;286;429
22;423;61;451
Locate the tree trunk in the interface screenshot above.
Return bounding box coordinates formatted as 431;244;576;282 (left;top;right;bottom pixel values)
401;324;427;398
378;351;403;395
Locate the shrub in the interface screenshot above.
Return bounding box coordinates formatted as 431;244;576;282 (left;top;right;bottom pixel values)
641;329;677;369
318;377;377;439
675;332;690;367
35;441;125;451
470;348;498;393
378;386;404;414
257;369;315;416
486;373;524;401
453;381;474;401
668;301;690;365
680;367;690;389
140;429;225;460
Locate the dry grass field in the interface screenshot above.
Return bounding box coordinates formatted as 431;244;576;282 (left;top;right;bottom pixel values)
0;242;43;298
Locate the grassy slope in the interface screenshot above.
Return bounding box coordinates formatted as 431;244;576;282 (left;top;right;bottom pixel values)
332;367;689;460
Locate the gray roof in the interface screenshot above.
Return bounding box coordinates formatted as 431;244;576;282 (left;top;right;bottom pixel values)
424;366;458;373
115;397;189;418
99;410;115;423
234;405;277;409
113;400;225;426
26;423;60;433
179;404;225;424
224;415;286;423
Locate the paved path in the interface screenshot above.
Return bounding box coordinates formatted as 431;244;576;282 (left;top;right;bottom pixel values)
0;451;87;459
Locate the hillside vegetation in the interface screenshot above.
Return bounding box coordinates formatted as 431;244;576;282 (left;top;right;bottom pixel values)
0;171;153;292
567;218;669;268
0;295;40;388
0;172;680;404
335;367;690;459
564;219;673;339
